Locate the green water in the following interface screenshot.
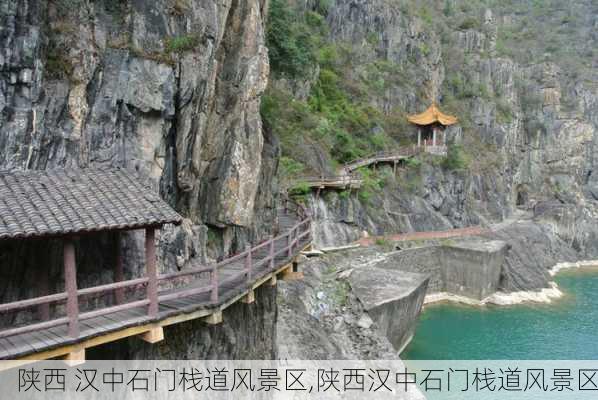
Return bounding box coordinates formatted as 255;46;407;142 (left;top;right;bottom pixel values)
402;269;598;360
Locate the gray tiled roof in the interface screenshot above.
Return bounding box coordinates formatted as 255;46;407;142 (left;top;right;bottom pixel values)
0;168;183;240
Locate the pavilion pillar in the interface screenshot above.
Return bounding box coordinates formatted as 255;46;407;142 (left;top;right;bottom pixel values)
417;130;421;147
432;127;437;147
145;228;158;318
113;232;125;304
64;239;79;338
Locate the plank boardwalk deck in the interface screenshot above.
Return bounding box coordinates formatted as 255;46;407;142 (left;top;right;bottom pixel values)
291;147;421;191
0;209;311;360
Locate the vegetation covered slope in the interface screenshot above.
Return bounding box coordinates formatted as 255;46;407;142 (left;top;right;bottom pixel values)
264;0;596;195
263;0;598;251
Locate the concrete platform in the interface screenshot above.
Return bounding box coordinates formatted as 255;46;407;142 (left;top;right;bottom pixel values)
349;267;429;353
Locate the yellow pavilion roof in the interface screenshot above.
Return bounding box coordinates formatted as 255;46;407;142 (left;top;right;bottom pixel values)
407;103;458;126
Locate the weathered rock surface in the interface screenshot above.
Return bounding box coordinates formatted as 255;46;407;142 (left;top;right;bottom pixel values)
0;0;277;359
291;0;598;281
0;0;273;259
277;255;399;359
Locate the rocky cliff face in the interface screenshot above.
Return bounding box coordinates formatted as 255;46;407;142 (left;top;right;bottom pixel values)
274;0;598;266
0;0;278;359
1;0;274;258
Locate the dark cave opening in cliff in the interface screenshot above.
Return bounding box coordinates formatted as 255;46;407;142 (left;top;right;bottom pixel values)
516;186;528;207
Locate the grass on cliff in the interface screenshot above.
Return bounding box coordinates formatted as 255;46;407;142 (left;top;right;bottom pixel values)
263;0;420;175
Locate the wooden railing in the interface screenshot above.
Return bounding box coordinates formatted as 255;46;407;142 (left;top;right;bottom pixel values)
423;145;447;156
343;145;421;172
290;173;363;188
286;146;424;191
0;203;312;340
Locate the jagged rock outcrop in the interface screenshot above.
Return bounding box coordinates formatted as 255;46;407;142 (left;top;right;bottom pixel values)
292;0;598;277
0;0;273;257
0;0;277;359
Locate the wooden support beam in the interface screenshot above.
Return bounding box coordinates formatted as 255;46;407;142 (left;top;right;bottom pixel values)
281;264;304;281
203;311;223;325
146;228;158;318
139;327;164;344
64;239;79;338
241;290;255;304
63;348;85;366
269;274;277;286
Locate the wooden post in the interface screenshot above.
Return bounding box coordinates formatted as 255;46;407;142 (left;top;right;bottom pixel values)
140;326;164;344
64;239;79;338
145;228;158;318
287;228;294;258
64;347;85;365
211;265;219;303
245;244;252;285
242;290;255;304
269;236;275;270
114;232;125;304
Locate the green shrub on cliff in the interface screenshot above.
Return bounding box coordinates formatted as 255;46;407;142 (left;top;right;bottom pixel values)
165;34;198;53
458;17;480;30
266;0;325;78
442;144;469;171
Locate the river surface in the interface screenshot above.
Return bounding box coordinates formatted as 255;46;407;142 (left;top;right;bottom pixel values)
402;269;598;360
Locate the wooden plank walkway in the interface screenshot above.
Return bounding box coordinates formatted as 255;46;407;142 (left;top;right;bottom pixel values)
343;148;420;173
289;146;422;191
0;207;311;360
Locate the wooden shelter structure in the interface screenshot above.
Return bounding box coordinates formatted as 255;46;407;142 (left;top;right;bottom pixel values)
407;103;458;155
0;168;312;362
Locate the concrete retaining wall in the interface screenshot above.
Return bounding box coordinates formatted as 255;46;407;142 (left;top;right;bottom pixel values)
373;240;508;300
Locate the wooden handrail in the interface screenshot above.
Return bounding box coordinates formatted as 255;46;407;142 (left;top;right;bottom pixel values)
0;292;68;313
77;277;149;297
0;317;70;339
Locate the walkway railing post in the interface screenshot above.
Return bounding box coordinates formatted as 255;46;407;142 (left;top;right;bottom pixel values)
145;228;158;318
211;264;219;303
269;236;275;270
287;228;293;258
64;238;79;338
245;244;252;285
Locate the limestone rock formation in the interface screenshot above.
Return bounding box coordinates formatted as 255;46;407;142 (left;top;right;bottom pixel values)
0;0;276;359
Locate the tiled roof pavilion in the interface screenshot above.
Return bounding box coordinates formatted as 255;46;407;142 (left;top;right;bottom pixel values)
0;168;182;240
